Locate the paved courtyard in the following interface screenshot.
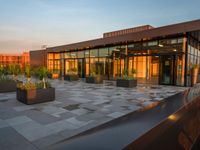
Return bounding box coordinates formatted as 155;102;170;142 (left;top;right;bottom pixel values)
0;79;187;150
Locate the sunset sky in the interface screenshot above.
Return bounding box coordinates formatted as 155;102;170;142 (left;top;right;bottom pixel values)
0;0;200;54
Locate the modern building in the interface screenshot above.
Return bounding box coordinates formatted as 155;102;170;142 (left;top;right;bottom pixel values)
30;19;200;86
0;52;30;69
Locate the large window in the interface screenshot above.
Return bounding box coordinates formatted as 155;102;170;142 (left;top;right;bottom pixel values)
99;48;109;57
47;53;60;73
90;49;98;57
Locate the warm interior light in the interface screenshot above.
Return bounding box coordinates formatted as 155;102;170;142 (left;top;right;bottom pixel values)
173;49;177;52
158;44;164;47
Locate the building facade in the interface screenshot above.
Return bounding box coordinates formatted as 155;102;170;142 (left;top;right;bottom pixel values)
31;19;200;86
0;52;30;69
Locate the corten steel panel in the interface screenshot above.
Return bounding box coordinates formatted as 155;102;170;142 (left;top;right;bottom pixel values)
30;50;47;68
47;19;200;52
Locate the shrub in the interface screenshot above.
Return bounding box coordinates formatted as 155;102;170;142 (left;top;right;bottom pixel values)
67;68;77;75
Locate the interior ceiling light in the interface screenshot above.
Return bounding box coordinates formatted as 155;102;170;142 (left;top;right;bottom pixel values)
173;49;177;52
158;44;164;47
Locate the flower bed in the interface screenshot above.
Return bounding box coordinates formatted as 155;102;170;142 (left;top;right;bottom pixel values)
86;75;103;84
64;74;79;81
16;82;55;105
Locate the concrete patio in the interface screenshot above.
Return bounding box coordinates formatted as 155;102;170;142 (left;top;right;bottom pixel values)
0;79;187;150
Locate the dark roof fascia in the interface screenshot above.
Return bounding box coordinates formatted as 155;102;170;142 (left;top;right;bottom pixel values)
47;19;200;53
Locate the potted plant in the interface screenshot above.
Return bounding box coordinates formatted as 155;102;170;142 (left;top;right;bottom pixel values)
47;70;60;79
8;63;21;81
64;68;79;81
16;66;55;105
0;64;22;93
116;69;137;88
86;66;103;84
191;64;199;86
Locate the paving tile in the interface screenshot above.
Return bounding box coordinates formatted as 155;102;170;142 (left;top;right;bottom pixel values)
5;116;32;126
0;119;9;128
45;119;79;133
0;127;38;150
107;112;125;118
70;108;88;116
13;105;35;112
23;109;60;125
65;117;94;127
12;121;55;141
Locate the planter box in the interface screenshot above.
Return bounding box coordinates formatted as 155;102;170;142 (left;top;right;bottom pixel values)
17;88;55;105
116;79;137;88
0;80;16;93
48;73;60;79
86;76;103;84
64;74;79;81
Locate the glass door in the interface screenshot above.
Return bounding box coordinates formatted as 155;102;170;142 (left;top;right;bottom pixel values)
78;58;85;78
160;55;174;85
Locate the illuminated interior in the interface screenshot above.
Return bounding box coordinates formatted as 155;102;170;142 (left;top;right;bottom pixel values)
46;35;200;86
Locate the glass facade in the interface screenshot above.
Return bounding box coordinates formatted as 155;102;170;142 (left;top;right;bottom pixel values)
47;33;200;86
47;53;61;74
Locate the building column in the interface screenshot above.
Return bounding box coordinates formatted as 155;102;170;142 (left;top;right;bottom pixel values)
61;53;65;80
124;45;128;74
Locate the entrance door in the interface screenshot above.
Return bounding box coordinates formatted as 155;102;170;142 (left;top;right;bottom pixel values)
160;55;175;85
78;58;85;78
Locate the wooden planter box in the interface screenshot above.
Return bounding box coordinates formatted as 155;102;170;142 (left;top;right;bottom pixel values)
116;79;137;88
64;74;79;81
0;80;16;93
86;76;103;84
17;88;55;105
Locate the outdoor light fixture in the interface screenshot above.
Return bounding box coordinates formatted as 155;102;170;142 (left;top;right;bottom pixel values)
168;114;177;121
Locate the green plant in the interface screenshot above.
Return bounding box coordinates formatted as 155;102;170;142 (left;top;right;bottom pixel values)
131;68;137;75
36;81;51;89
0;66;4;78
36;67;49;89
8;64;21;81
24;65;32;82
117;68;136;80
67;68;77;75
17;82;36;90
17;81;51;90
122;69;128;76
192;64;198;69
